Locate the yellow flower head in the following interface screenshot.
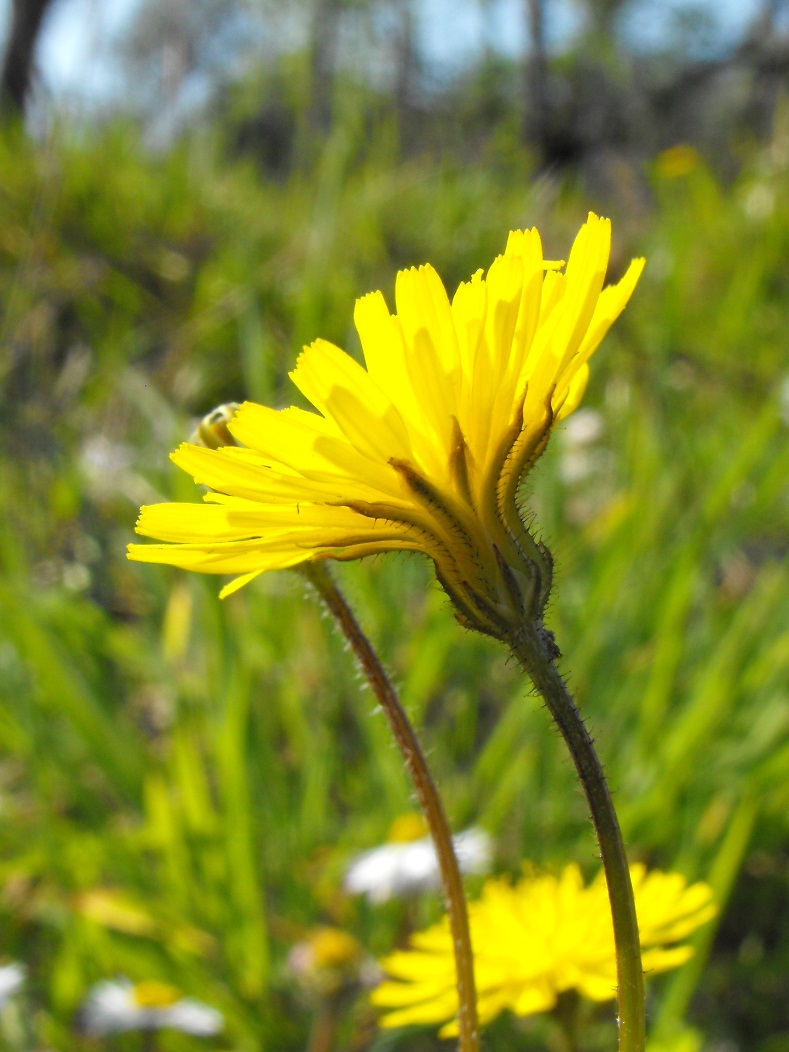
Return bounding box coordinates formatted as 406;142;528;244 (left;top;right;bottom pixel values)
288;927;366;997
371;863;716;1037
131;981;181;1009
654;145;701;180
128;215;643;637
386;813;429;843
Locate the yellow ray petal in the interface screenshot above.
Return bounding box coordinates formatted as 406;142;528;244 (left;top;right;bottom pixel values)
395;264;462;451
127;542;308;575
550;213;611;375
134;499;375;543
219;570;265;598
554;363;589;422
641;945;694;974
371;975;455;1007
290;339;414;463
375;991;460;1030
456;254;524;469
171;440;397;505
562;255;646;381
502;227;548;393
354;291;447;478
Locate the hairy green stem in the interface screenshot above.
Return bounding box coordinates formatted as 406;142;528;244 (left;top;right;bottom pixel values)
303;562;480;1052
510;620;645;1052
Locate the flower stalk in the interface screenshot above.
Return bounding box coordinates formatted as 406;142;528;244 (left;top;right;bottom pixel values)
302;561;480;1052
509;618;645;1052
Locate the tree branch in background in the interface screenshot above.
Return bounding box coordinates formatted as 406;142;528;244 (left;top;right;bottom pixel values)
308;0;342;135
1;0;57;116
394;0;416;128
523;0;549;164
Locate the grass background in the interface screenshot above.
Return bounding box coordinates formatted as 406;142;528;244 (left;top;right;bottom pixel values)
1;107;789;1051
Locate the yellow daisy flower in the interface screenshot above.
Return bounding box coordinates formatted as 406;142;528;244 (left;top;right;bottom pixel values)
128;215;643;637
80;979;223;1037
371;864;716;1037
288;927;368;997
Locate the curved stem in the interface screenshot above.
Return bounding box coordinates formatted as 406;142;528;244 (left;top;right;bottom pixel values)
302;562;480;1052
510;620;645;1052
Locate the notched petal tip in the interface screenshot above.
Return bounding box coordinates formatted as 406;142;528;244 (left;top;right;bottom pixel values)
126;540;166;562
625;256;647;283
228;398;264;428
354;288;389;312
289;338;338;383
133;503;159;533
505;227;535;252
585;209;606;227
169;441;192;462
394;263;420;288
395;260;446;296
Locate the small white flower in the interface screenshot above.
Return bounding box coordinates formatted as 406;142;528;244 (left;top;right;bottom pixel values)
779;375;789;427
558;407;611;488
743;183;775;222
344;825;492;903
0;963;24;1007
81;979;223;1036
79;436;159;506
558;408;606;484
562;408;604;447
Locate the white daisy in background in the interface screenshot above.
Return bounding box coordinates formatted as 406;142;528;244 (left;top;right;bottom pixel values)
558;407;605;484
81;978;223;1036
0;963;24;1008
344;814;493;904
80;435;160;507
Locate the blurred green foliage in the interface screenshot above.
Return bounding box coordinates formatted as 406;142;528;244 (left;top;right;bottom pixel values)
1;106;789;1052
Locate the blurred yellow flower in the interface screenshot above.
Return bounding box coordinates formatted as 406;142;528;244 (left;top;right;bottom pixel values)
371;863;716;1037
386;812;430;842
129;215;642;635
288;927;368;997
654;145;701;179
